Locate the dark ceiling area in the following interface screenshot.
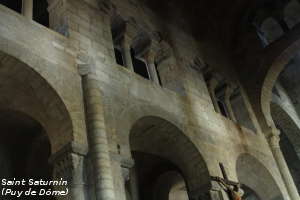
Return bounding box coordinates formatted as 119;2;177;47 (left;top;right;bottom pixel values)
140;0;293;80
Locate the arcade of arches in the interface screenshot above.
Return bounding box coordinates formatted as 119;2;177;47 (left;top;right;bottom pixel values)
0;0;300;200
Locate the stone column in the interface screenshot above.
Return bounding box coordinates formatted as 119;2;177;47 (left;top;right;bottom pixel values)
22;0;33;19
146;49;160;85
224;85;237;122
50;142;88;200
121;35;134;71
78;57;116;200
268;130;300;200
208;78;221;113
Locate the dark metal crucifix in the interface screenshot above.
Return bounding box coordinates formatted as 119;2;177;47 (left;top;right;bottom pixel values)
211;163;242;200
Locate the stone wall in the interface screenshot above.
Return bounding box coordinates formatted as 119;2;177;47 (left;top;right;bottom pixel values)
0;0;292;199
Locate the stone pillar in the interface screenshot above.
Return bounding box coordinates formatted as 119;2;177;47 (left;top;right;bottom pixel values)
268;130;300;200
146;49;160;85
78;57;116;200
22;0;33;19
208;78;221;113
224;85;237;122
50;142;88;200
121;35;134;71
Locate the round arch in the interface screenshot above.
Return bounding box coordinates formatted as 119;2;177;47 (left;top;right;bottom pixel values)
130;116;211;199
0;51;74;153
260;25;300;129
236;153;284;200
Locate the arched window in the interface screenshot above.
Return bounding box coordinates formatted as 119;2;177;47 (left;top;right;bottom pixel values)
131;48;150;80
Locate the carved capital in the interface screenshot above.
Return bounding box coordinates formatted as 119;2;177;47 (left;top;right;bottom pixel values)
49;142;88;182
268;134;281;148
77;53;93;76
121;158;135;182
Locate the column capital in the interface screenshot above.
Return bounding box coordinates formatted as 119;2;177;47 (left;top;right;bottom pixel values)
77;53;94;76
145;48;157;64
49;142;87;200
268;134;281;148
49;142;88;164
121;157;135;181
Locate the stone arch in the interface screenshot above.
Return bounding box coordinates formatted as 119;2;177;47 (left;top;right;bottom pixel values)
236;153;284;200
260;25;300;131
284;0;300;29
261;17;284;43
0;51;74;153
129;116;211;199
116;103;184;154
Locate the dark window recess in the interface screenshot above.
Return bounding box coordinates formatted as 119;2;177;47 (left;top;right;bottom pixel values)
33;0;49;27
131;49;149;80
114;48;124;66
0;0;22;13
218;100;228;117
155;62;162;86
